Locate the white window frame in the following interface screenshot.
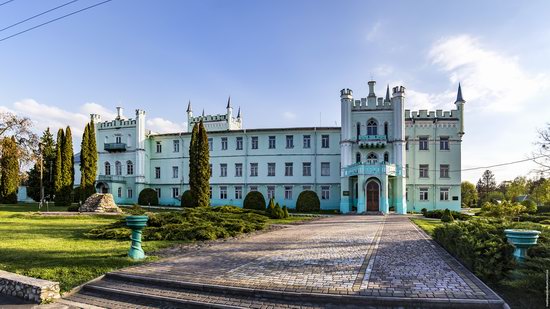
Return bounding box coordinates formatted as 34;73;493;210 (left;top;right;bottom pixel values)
235;186;243;199
235;163;243;177
419;164;429;178
236;137;243;150
221;137;228;150
285;162;293;176
321;186;330;200
251;136;258;149
250;163;258;177
267;163;275;176
220;164;227;177
172;166;179;179
303;162;311;176
419;187;429;201
321;162;330;176
303;135;311;148
220;186;227;199
155;167;161;179
267;186;275;199
284;186;293;200
440;187;449;201
321;135;330;148
173;140;180;152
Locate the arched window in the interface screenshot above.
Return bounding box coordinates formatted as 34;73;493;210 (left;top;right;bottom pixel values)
115;161;122;176
104;162;111;175
356;152;361;163
127;160;134;175
367;152;378;165
384;122;388;137
356;123;361;139
367;119;378;135
384;152;389;163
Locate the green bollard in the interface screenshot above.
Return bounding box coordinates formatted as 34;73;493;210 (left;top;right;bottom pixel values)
125;215;149;260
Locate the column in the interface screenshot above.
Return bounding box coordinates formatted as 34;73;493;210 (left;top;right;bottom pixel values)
357;175;366;213
381;176;390;214
339;177;351;213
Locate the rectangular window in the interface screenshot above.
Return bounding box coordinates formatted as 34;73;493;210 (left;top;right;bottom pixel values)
173;140;180;152
249;185;258;192
268;136;276;149
405;136;409;151
321;162;330;176
303;135;311;148
156;141;162;153
285;162;293;176
208;138;213;151
250;163;258;177
127;188;133;199
419;164;429;178
268;163;275;176
440;188;449;201
267;186;275;199
440;164;450;178
251;136;258;149
116;136;122;144
286;135;294;148
405;187;408;201
284;186;293;200
419;136;428;151
236;137;243;150
235;163;243;177
419;187;429;201
127;162;134;175
220;186;227;199
155;167;161;179
321;135;330;148
155;188;161;198
440;137;450;150
221;137;228;150
321;186;330;200
303;162;311;176
406;164;409;178
117;187;122;198
172;187;179;198
172;166;178;178
303;185;312;191
105;163;111;175
235;186;243;199
220;163;227;177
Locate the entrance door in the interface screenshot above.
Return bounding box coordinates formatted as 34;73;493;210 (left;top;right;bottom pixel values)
366;181;379;211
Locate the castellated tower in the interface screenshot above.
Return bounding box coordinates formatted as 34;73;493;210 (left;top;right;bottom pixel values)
339;88;353;211
391;86;407;214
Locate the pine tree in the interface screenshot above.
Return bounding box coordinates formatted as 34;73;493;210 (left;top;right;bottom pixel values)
54;129;64;205
80;121;98;202
188;123;199;207
0;137;19;204
61;126;74;205
196;120;210;207
26;128;56;201
88;120;97;196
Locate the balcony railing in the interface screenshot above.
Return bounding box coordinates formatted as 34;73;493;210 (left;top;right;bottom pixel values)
98;175;126;183
343;162;399;177
104;143;127;152
357;135;386;148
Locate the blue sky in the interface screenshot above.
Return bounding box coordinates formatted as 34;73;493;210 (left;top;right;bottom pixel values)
1;0;549;183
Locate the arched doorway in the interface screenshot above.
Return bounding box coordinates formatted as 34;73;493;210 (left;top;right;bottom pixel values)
96;182;109;194
366;180;380;211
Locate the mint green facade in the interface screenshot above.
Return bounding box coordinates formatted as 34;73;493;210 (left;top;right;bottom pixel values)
74;81;464;213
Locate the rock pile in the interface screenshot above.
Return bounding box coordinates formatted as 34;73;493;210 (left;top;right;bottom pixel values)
79;193;121;213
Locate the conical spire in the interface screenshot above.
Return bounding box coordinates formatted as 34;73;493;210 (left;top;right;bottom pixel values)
237;107;241;118
226;96;232;109
385;85;390;102
186;100;192;113
202;109;205;117
456;83;465;102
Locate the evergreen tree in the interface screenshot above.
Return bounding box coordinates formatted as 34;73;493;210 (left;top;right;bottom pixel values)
188;123;199;207
196;120;210;207
54;129;64;205
80;121;98;202
88;120;97;196
476;170;497;206
61;126;74;205
0;137;19;203
26;128;56;201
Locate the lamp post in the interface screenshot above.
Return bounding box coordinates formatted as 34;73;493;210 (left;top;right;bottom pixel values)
38;143;45;211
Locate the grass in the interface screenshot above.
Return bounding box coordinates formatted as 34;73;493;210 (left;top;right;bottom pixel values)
0;203;178;293
410;217;443;236
267;216;315;225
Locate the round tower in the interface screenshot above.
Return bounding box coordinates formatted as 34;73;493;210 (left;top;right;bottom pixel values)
391;86;407;214
339;88;353;213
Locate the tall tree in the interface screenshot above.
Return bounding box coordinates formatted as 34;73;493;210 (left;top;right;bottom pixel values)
0;111;38;166
534;124;550;177
196;120;210;207
54;129;64;205
88;120;97;194
531;178;550;205
80;121;98;201
476;170;497;205
61;126;74;205
26;128;57;201
505;176;528;201
188;123;199;207
0;137;19;204
461;181;478;208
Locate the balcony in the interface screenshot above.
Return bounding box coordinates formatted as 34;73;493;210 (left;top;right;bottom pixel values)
357;135;386;148
343;162;398;177
98;175;126;183
104;143;127;152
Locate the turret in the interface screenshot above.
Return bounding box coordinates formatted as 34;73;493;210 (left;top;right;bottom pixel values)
186;100;193;132
226;96;233;120
116;107;124;120
390;85;407;214
90;114;101;123
454;83;466;136
367;80;377;106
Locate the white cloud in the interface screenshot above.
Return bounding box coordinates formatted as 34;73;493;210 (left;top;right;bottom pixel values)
283;111;296;120
373;65;393;78
428;34;549;112
146;117;186;134
366;21;381;41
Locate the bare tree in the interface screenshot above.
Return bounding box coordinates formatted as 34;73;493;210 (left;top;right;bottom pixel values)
0;111;39;166
534;123;550;177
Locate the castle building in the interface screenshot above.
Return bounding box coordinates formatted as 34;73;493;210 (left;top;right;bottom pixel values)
76;81;465;213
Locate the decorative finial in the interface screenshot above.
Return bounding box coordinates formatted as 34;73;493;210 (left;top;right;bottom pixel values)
237;107;241;118
385;85;390;102
186;100;192;113
456;83;465;103
202;109;205;117
226;96;232;109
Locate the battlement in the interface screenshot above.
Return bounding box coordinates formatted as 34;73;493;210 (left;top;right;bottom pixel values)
97;118;137;130
405;109;459;120
340;88;353;98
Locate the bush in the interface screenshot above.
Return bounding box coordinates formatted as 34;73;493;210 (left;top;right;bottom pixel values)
421;208;428;216
72;186;81;203
433;218;515;282
296;190;320;213
243;191;266;211
266;198;275;217
67;205;79;212
422;209;469;221
518;213;550;223
521;200;537;214
537;205;550;213
180;190;195;208
271;203;285;219
480;201;527;219
282;205;289;218
441;209;454;223
138;188;159;206
124;204;147;215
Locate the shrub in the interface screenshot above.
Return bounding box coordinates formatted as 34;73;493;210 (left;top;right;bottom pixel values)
480;201;527;219
441;209;454;223
271;203;285;219
138;188;159;206
282;205;289;218
125;204;147;215
72;186;81;203
266;198;275;217
296;190;320;213
521;200;537;214
422;209;469;221
537;205;550;213
180;190;195;208
243;191;266;211
421;208;428;216
67;205;79;212
433;218;515;282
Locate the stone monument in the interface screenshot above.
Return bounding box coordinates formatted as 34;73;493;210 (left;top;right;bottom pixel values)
79;193;121;213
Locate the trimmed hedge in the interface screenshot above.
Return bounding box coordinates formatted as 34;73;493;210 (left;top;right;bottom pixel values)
296;190;320;213
138;188;159;206
180;190;194;208
441;209;454;223
243;191;266;210
422;209;470;221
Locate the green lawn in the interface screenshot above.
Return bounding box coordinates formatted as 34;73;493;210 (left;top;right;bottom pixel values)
410;217;443;236
0;204;177;293
267;216;316;225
